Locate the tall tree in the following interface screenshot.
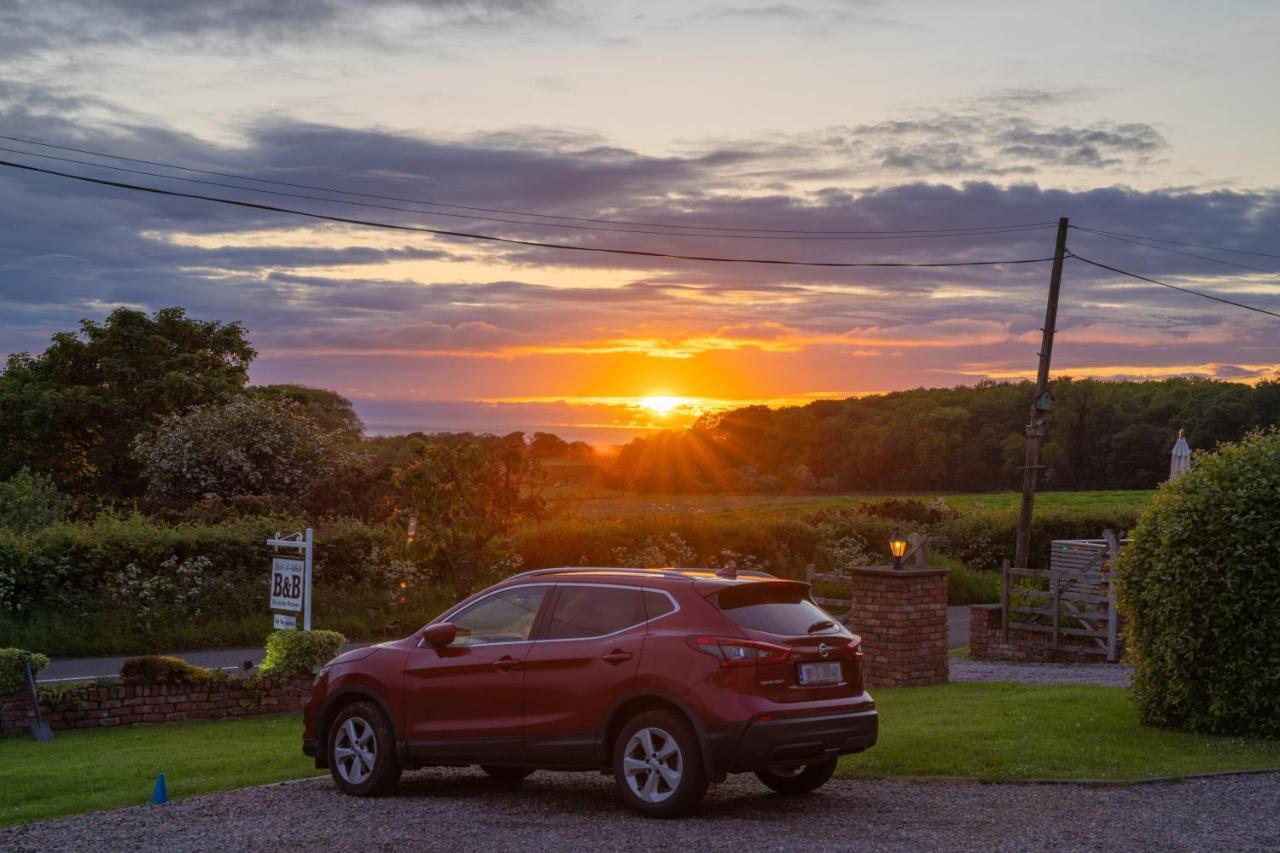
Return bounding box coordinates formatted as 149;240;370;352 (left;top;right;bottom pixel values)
0;307;253;496
388;433;546;600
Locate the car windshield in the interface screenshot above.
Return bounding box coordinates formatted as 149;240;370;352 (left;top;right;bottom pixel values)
713;583;839;636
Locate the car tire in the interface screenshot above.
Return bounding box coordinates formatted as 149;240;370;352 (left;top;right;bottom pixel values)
754;756;838;795
480;765;536;783
328;701;402;796
612;710;708;818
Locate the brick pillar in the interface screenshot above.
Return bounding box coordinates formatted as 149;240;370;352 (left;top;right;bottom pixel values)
848;565;949;687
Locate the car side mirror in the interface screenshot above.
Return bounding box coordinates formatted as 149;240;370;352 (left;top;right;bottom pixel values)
421;622;456;649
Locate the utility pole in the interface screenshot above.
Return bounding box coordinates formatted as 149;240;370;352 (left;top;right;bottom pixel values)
1014;217;1069;570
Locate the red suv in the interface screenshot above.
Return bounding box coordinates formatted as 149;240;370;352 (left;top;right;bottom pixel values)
303;567;877;817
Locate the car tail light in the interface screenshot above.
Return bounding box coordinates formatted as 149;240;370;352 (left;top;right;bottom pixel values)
689;637;791;668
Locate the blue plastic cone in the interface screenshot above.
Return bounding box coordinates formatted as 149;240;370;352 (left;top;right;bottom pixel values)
151;773;167;805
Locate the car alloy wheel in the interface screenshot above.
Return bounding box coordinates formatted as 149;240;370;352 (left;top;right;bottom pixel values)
334;716;377;785
327;700;401;796
623;726;683;803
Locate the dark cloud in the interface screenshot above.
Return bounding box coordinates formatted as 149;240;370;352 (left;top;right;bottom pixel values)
1;110;1276;390
0;0;560;54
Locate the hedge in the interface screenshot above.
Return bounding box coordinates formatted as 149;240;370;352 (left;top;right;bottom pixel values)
0;515;420;656
1117;430;1280;738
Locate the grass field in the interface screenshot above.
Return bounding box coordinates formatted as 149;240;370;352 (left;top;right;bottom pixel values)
840;682;1280;781
5;679;1278;827
0;715;322;827
552;489;1155;519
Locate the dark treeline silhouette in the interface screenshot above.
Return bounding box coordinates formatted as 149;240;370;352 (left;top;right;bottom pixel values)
608;377;1280;494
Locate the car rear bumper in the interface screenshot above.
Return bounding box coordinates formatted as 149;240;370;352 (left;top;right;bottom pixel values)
708;707;878;772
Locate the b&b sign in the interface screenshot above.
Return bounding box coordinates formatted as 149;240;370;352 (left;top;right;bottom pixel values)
270;557;305;612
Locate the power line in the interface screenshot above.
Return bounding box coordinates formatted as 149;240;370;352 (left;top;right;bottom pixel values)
0;132;1056;237
1069;224;1277;274
0;159;1058;269
1072;224;1280;262
1067;251;1280;319
0;143;1055;243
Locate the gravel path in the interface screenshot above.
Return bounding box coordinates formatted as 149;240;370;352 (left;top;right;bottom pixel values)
4;768;1276;852
950;658;1133;688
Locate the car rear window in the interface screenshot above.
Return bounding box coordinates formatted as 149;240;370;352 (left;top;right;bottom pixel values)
546;586;647;640
713;583;838;636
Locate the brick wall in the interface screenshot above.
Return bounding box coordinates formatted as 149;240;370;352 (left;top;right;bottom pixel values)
0;676;314;735
849;565;949;687
969;604;1112;663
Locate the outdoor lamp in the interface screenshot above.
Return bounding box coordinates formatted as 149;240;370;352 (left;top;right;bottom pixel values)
889;531;908;570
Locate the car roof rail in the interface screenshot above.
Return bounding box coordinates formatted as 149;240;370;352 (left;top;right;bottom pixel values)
505;566;777;582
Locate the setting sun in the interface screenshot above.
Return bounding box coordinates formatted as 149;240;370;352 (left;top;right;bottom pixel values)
639;396;683;416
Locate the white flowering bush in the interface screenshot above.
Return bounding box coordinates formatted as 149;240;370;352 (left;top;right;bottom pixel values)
132;397;345;508
102;555;234;633
611;533;698;568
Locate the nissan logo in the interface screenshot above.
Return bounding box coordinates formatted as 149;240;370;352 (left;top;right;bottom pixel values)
818;643;829;658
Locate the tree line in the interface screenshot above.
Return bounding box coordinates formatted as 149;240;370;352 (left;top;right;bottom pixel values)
607;377;1280;494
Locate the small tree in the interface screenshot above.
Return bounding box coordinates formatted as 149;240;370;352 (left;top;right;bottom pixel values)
0;468;69;533
1117;429;1280;737
132;397;343;508
388;434;545;600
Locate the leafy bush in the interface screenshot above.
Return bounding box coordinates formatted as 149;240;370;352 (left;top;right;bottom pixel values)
1117;430;1280;738
0;469;69;534
258;629;346;678
120;655;213;685
132;397;346;508
0;648;48;696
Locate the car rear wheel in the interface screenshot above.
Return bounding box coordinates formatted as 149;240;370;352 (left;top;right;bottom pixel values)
328;701;401;796
612;710;708;818
480;765;535;783
754;756;838;794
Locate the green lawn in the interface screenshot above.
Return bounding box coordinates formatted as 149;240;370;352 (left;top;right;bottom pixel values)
5;681;1277;827
841;682;1280;781
0;715;322;827
555;489;1154;519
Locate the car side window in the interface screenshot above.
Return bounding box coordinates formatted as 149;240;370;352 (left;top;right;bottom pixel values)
643;590;675;620
450;586;547;646
546;586;647;640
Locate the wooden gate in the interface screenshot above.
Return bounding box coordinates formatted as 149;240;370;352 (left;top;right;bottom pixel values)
1001;531;1126;662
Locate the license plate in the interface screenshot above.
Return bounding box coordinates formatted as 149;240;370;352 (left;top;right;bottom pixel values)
798;661;842;685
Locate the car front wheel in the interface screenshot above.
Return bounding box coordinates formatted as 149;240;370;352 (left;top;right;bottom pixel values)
612;710;708;818
328;701;402;796
754;756;838;794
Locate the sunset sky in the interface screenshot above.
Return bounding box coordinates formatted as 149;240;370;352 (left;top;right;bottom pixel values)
2;1;1278;442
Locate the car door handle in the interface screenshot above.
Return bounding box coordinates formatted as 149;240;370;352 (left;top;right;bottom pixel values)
492;656;521;671
602;650;633;665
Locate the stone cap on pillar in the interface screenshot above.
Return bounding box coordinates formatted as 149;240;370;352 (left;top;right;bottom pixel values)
848;564;949;578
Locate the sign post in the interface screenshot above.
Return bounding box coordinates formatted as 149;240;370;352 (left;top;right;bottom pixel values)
266;529;313;631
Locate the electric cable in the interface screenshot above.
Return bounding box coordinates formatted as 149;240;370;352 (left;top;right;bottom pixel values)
1067;251;1280;319
0;159;1059;269
0;132;1057;236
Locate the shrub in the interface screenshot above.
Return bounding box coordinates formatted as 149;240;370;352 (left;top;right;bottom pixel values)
0;648;49;696
0;468;68;534
119;655;213;685
1117;430;1280;738
258;629;346;678
132;396;346;508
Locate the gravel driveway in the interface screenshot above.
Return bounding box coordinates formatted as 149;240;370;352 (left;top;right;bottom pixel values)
4;768;1276;852
950;658;1133;688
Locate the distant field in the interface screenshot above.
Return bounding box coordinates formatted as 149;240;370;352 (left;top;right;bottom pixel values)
550;489;1155;519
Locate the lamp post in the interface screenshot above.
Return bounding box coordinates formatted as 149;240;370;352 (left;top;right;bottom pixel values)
889;531;908;570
